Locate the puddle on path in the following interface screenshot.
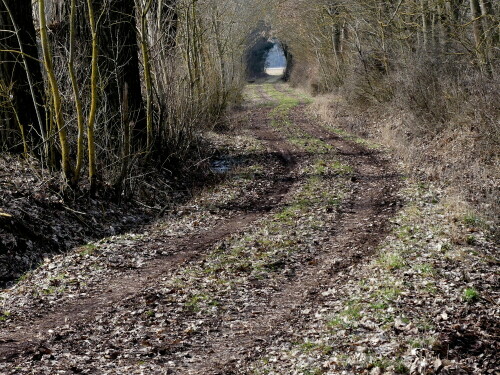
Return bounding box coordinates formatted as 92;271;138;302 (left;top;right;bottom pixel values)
210;157;241;174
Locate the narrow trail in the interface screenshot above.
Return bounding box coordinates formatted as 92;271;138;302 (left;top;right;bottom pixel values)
0;82;402;374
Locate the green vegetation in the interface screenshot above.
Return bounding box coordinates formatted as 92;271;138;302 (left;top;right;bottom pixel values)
463;213;483;227
322;125;380;150
17;272;31;283
327;302;363;330
378;252;406;270
80;243;98;256
185;294;211;312
0;311;11;322
289;137;332;154
414;263;435;276
300;368;323;375
297;341;332;355
463;288;479;303
466;235;477;245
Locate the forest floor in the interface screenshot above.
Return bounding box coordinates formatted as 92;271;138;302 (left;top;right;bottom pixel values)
0;83;498;374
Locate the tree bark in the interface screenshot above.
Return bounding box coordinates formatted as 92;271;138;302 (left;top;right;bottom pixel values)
101;0;146;146
86;0;98;193
39;0;73;181
420;0;431;49
0;0;45;150
470;0;487;70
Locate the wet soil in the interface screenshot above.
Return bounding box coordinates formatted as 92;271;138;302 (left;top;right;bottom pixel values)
1;83;403;374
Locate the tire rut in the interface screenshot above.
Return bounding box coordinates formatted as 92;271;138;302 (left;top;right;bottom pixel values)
0;104;299;364
184;100;402;374
0;85;402;374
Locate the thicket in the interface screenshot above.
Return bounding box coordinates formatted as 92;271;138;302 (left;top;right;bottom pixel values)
0;0;256;195
271;0;499;221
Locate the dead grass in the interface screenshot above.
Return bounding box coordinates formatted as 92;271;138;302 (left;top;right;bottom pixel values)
309;66;499;236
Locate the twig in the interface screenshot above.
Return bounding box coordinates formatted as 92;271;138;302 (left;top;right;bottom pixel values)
62;205;88;216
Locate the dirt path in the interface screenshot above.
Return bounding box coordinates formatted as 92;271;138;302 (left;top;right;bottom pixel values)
0;83;402;374
183;96;402;374
0;105;298;358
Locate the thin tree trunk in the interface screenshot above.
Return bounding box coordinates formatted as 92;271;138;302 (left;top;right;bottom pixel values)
479;0;497;74
69;0;85;186
102;0;146;148
38;0;72;181
0;0;46;152
138;0;154;152
470;0;487;71
421;0;431;49
116;83;131;193
87;0;99;193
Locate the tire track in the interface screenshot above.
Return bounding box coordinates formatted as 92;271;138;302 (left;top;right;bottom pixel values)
184;89;402;374
0;88;300;365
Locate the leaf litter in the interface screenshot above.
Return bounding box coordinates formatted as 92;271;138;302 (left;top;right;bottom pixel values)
0;83;497;375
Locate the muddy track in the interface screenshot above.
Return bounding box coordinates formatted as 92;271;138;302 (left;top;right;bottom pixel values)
182;103;402;374
0;107;299;363
0;84;403;374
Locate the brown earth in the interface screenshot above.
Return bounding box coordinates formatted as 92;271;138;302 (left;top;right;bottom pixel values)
0;82;403;374
186;107;402;374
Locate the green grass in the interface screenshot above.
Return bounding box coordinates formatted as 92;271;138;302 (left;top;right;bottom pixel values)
463;287;479;303
298;341;323;352
0;311;11;322
17;272;31;283
80;243;98;256
396;225;414;240
408;336;436;349
324;125;381;149
378;251;406;270
185;293;215;312
289;136;332;154
274;204;301;222
327;301;363;329
370;301;388;310
330;161;354;174
414;263;435;276
300;368;324;375
465;235;477;245
375;286;402;302
311;159;353;175
41;286;58;295
463;213;482;227
370;358;408;374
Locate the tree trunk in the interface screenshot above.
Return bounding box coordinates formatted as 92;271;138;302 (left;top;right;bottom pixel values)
86;0;98;193
0;0;46;150
69;0;85;185
479;0;498;75
470;0;487;70
39;0;73;181
138;0;154;152
101;0;146;147
420;0;431;50
470;0;483;44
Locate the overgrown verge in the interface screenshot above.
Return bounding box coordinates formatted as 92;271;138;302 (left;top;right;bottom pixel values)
250;178;499;375
0;139;226;288
308;69;499;235
270;0;499;233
